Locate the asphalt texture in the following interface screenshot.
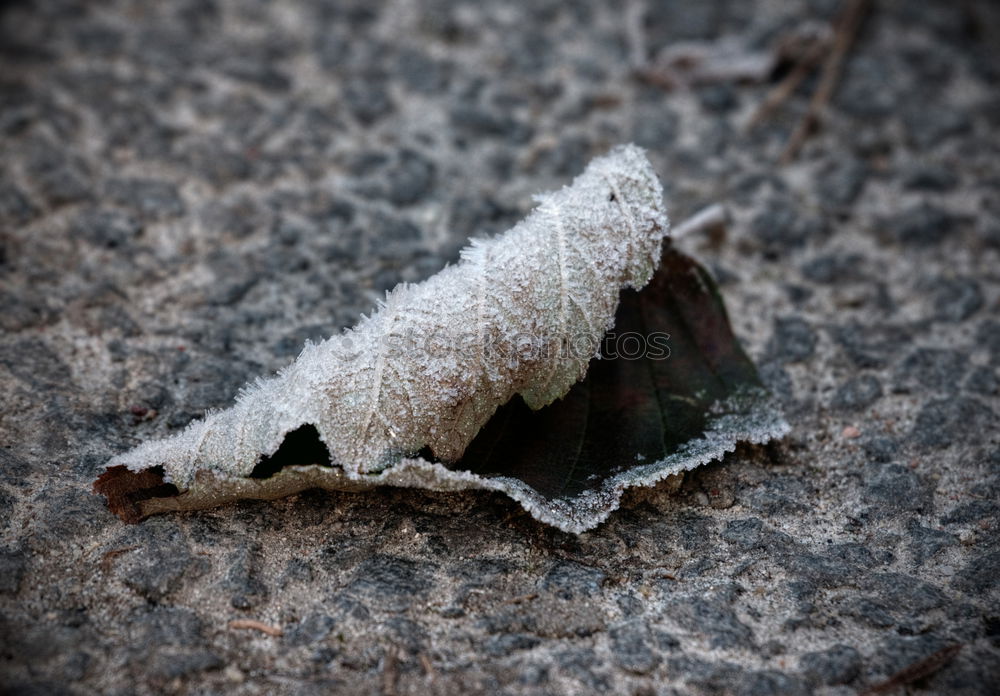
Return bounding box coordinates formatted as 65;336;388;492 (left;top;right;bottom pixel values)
1;0;999;694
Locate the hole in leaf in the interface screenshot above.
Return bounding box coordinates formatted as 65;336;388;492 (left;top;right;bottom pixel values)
249;424;332;479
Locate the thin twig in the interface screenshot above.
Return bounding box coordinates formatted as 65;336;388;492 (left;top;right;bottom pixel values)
746;44;826;130
780;0;872;163
382;646;399;696
228;619;284;637
860;644;963;695
624;0;648;70
99;546;139;573
672;204;729;240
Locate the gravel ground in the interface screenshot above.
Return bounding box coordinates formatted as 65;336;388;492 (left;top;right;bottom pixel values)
1;0;999;694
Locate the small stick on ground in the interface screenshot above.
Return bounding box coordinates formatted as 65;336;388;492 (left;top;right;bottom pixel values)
228;619;284;637
780;0;872;163
382;646;399;696
672;204;729;241
504;592;539;605
99;546;139;573
745;43;827;130
624;0;648;70
860;644;962;695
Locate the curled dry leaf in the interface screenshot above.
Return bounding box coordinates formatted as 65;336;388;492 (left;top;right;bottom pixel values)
94;144;788;533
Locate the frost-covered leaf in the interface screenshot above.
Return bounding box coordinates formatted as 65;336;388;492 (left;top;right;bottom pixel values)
94;144;787;533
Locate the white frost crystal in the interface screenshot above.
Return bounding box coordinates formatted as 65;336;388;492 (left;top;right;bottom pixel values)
107;145;669;489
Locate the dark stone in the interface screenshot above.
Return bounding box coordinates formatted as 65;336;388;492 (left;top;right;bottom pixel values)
862;436;899;463
483;632;541;657
834;322;913;369
370;212;422;247
29;487;111;543
697;83;737;112
280;557;315;585
903;103;971;148
643;0;737;41
964;366;999;396
750;198;817;253
889;203;956;246
287;613;335;646
0;183;37;225
800;252;864;284
979;320;1000;365
799;644;862;685
0;489;13;528
446;558;516;589
906;520;957;565
829;543;880;569
220;58;290;91
25;140;92;206
0;449;33;488
941;500;1000;525
345;555;433;612
608;621;659;675
447;194;519;242
630;106;680;150
553;648;611;691
449;104;532;143
866;573;947;613
669;597;753;649
200;195;272;240
741;476;811;516
355;149;436;206
0;338;72;389
532;135;593;178
0;548;26;593
396;49;450;94
149;650;223;679
910;396;995;449
780;552;857;589
105;178;184;220
385;617;427;654
767;317;816;363
0;289;55;332
841;597;895;628
953;551;1000;595
343;77;394;124
737;670;809;696
837;56;898;118
832;375;883;410
872;634;952;682
541;561;606;600
894;348;968;393
222;542;268;608
930;276;983;322
133;606;204;647
177;139;254;186
902;163;959;191
721;518;764;551
116;521;194;601
863;463;930;514
71;208;142;249
1;681;77;696
758;361;794;404
817;159;868;209
654;630;680;651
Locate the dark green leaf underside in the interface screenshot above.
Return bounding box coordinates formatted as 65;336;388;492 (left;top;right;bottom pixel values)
451;243;778;500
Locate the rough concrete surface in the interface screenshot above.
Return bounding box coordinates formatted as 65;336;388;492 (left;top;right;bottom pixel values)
1;0;999;694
